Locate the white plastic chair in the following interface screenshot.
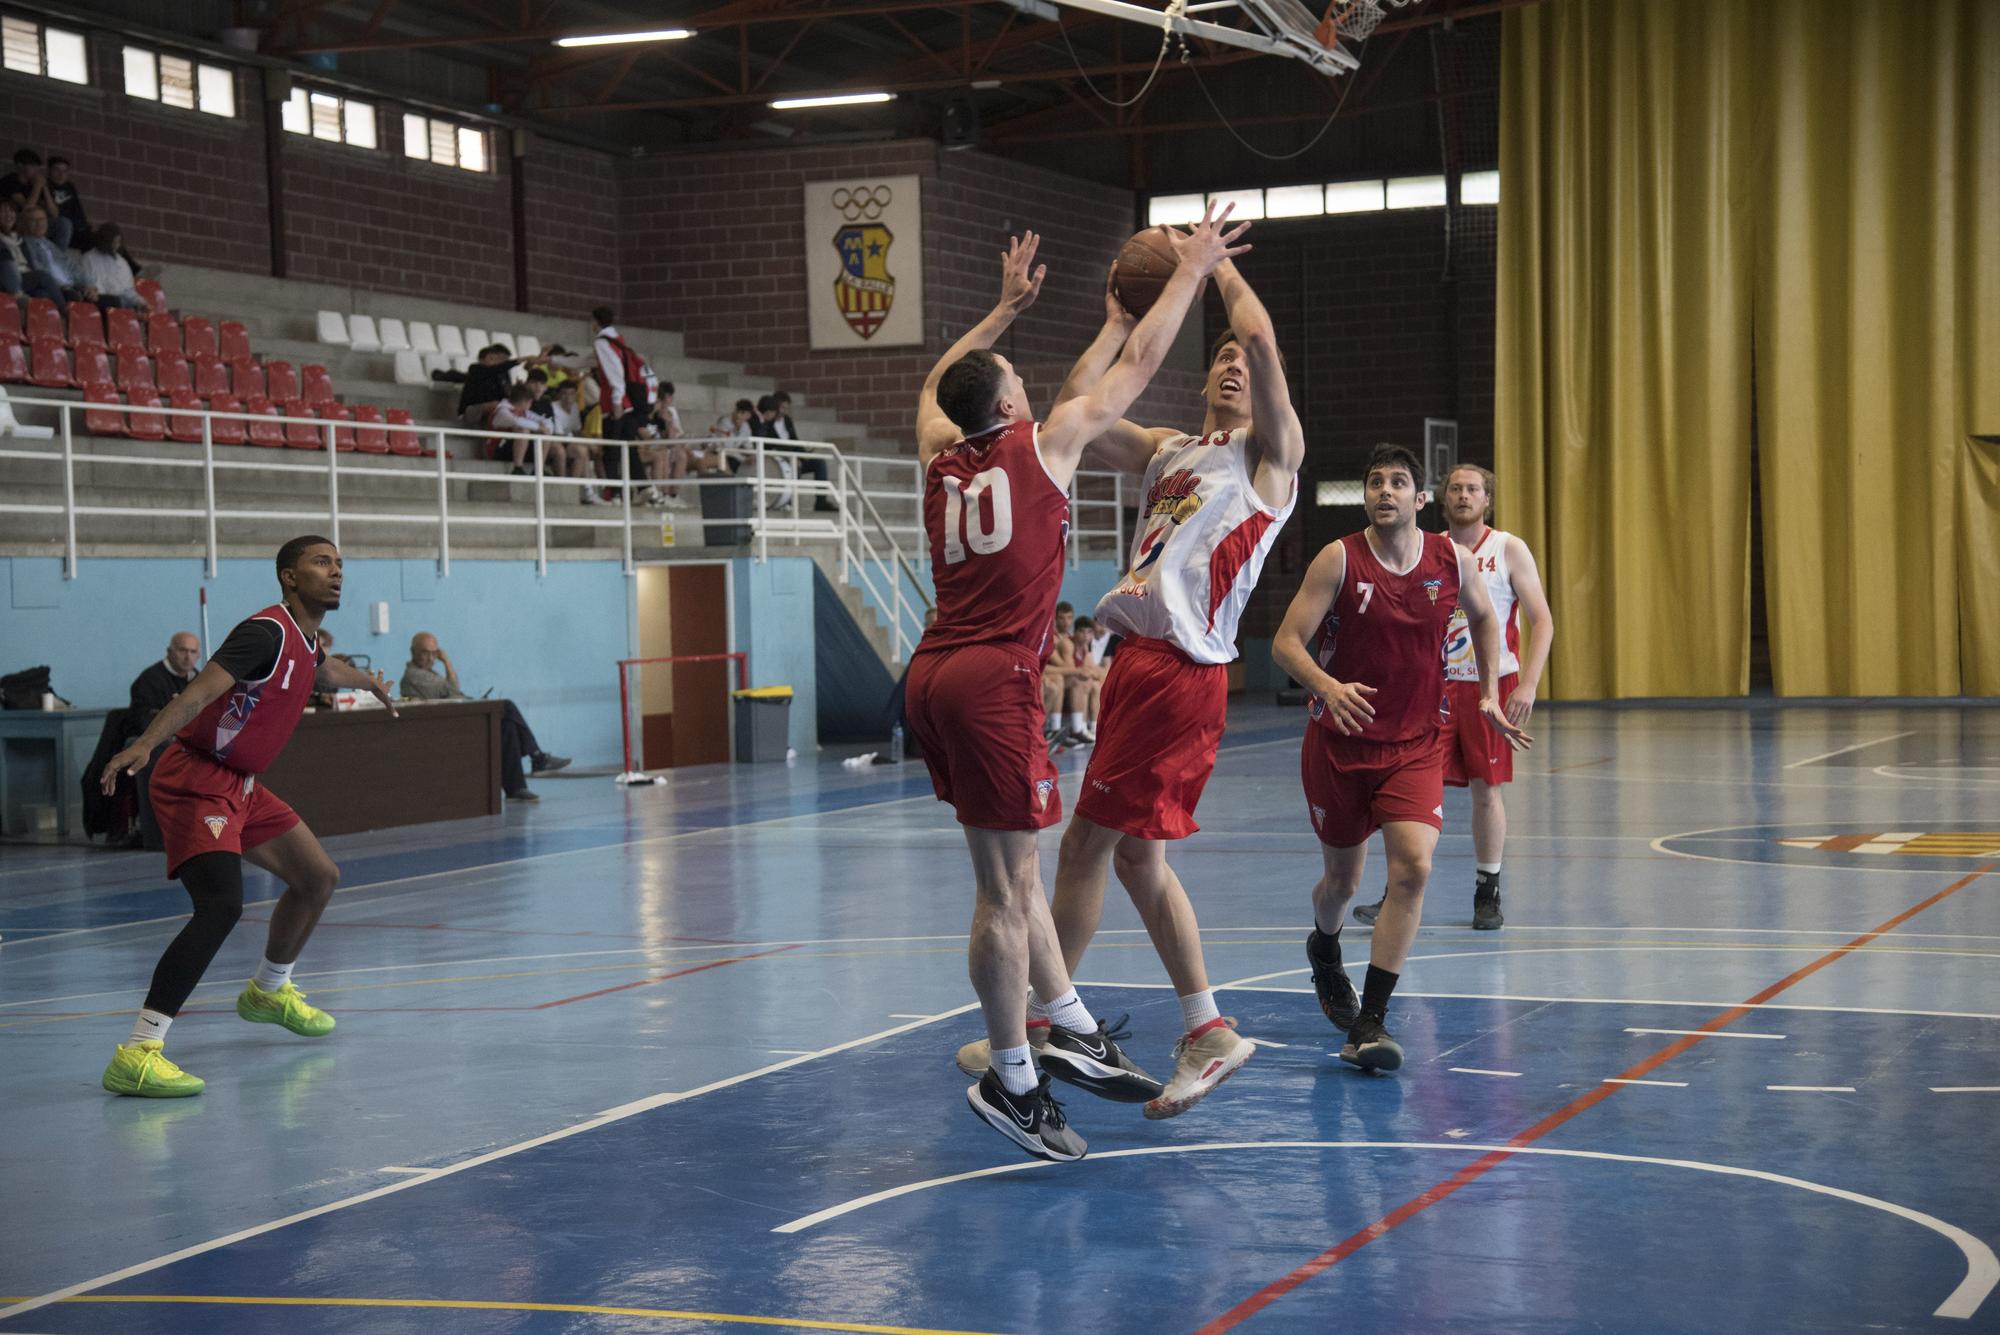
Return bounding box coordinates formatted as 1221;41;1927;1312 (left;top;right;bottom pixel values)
516;334;542;357
393;351;429;386
463;328;490;354
378;318;411;353
422;352;454;377
437;325;467;358
316;311;349;345
408;321;439;354
0;387;56;439
347;313;382;352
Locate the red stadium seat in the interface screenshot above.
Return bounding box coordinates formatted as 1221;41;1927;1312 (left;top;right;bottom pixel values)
106;307;145;353
127;391;167;440
317;402;357;451
208;395;247;446
385;407;425;456
29;337;72;389
0;298;23;345
218;321;251;363
0;341;26;382
265;360;300;404
26;298;63;345
301;364;335;405
352;403;389;454
168;391;206;444
156;354;193;398
193;356;230;401
146;313;182;358
72;345;113;390
114;350;156;394
182;317;217;361
84;385;127;437
135;278;168;316
283;400;323;450
231;359;266;401
245;396;286;448
67;303;105;350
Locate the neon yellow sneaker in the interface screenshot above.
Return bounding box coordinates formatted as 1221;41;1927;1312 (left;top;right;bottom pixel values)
102;1041;205;1097
237;981;336;1037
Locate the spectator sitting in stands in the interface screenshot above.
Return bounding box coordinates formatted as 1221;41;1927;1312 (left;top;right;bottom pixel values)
640;382;686;508
435;343;547;425
125;631;202;850
487;383;580;478
0;149;71;249
0;200;64;304
775;391;836;513
1040;602;1100;746
400;632;568;802
76;224;144;310
19;206;110;309
45;155;97;253
545;382;606;506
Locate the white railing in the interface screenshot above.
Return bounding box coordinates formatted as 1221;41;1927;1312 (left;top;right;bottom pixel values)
0;395;1132;663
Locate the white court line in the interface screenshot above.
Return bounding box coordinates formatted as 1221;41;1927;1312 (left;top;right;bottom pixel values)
1931;1087;2000;1094
766;1049;818;1056
764;1140;1999;1322
888;1013;939;1020
1769;1085;1857;1093
1604;1077;1688;1087
1873;766;2000;787
0;1002;979;1326
1784;731;1916;769
1650;823;1992;876
1627;1027;1786;1040
1448;1067;1521;1078
377;1167;430;1175
1242;1037;1289;1050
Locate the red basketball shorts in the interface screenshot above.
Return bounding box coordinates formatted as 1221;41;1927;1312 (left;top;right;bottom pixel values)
1442;673;1517;787
1300;727;1445;849
1074;636;1227;841
905;642;1063;831
150;740;301;877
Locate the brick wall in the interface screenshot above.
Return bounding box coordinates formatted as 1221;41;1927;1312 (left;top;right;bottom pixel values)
523;139;620;317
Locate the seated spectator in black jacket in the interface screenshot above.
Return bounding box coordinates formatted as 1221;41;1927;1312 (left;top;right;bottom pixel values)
775;392;835;512
45;155;98;254
434;344;548;424
0;149;71;249
126;631;201;850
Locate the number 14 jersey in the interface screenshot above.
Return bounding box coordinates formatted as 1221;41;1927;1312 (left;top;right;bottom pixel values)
918;420;1072;657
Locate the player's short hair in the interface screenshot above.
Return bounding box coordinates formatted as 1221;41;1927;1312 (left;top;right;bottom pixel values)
1208;329;1287;371
1073;615;1095;630
1447;463;1495;519
935;350;1007;433
1363;443;1425;490
275;534;334;582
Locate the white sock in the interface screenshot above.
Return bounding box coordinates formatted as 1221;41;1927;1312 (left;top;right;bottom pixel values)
992;1043;1037;1094
1066;712;1085;732
1477;861;1502;876
1178;989;1221;1034
127;1008;173;1047
1040;988;1096;1035
252;958;295;992
1026;990;1052;1024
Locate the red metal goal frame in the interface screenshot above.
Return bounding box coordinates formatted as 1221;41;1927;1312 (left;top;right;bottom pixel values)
616;652;749;776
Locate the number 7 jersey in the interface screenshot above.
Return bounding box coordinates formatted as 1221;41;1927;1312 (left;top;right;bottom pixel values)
918;420;1072;657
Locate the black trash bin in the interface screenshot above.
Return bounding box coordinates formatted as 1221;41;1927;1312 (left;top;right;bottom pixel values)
732;686;792;762
699;480;754;547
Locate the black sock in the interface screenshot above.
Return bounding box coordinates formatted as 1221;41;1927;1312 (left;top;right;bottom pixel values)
1477;869;1501;896
1360;964;1400;1022
1308;923;1343;959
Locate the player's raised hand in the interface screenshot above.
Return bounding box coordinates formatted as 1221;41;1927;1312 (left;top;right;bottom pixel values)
998;230;1046;315
1318;679;1377;735
100;741;153;795
1160;200;1253;279
1482;695;1532;751
1102;267;1136;334
1503;683;1537;729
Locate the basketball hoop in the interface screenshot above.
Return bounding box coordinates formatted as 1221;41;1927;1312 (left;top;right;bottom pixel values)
1319;0;1385;46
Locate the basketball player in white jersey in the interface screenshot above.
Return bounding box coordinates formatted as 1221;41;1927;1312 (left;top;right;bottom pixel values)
956;256;1302;1119
1352;464;1552;930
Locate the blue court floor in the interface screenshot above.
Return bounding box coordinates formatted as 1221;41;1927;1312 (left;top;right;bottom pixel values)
2;702;1996;1334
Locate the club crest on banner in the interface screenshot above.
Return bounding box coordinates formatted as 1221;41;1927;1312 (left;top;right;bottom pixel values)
804;176;923;349
834;221;895;340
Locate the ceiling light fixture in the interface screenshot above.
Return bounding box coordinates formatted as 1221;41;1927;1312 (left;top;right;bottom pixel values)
768;91;897;110
552;29;694;48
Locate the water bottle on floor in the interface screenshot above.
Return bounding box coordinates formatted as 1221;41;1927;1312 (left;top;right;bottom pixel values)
889;724;904;764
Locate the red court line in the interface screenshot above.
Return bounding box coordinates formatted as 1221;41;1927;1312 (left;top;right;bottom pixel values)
1190;862;1997;1335
533;944;804;1008
1544;755;1614;774
238;915;751;945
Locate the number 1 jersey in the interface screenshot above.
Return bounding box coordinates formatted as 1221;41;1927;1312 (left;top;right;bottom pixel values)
918;420;1072;657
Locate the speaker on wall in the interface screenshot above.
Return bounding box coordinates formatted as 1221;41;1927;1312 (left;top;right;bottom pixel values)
942;97;978;151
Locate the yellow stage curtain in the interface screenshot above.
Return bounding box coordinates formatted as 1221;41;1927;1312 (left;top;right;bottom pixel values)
1497;3;1757;698
1754;1;2000;696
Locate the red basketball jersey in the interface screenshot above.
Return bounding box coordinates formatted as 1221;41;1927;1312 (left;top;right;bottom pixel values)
177;604;319;774
917;420;1072;657
1310;529;1461;744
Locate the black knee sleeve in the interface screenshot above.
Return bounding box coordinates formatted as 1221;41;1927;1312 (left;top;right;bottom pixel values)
142;852;246;1016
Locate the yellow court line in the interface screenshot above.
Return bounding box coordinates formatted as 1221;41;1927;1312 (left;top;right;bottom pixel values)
0;1293;1002;1335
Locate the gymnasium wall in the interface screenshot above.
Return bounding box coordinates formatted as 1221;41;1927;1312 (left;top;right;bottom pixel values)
1;555;635;768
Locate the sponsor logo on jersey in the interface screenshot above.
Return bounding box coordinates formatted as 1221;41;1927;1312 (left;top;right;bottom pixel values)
833;222;896;339
204;815;228;839
1423;577;1443;604
1129;469;1204;585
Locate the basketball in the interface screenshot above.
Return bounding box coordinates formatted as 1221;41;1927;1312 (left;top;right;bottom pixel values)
1111;227;1178;318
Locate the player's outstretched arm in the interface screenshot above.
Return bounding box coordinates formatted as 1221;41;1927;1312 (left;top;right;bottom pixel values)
320;656;401;716
915;230;1045;460
98;662;237;793
1214;259;1303;503
1506;536;1554;727
1040;203;1251;486
1273;542;1377;735
1053;272;1167;477
1457;544;1532;751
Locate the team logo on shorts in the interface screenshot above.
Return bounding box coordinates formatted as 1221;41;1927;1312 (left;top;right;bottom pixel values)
1310;803;1325;829
1034;778;1056;808
203;815;228;839
1423;578;1444;604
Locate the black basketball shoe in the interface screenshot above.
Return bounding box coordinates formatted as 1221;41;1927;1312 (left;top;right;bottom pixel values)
1339;1014;1405;1073
966;1069;1087;1162
1351;895;1386;925
1307;928;1361;1032
1040;1016;1163;1103
1473;872;1504;930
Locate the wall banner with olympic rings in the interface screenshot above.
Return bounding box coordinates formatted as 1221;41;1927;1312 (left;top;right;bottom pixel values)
804;175;924;349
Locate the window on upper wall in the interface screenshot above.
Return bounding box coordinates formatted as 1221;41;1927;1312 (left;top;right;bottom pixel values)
122;45;235;116
1148;171;1500;226
283;87;377;148
403;113;489;173
4;15;88;85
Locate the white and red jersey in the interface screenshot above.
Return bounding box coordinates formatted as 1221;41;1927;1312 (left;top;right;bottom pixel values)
917;420;1072;658
1095;427;1295;665
1444;526;1521;681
